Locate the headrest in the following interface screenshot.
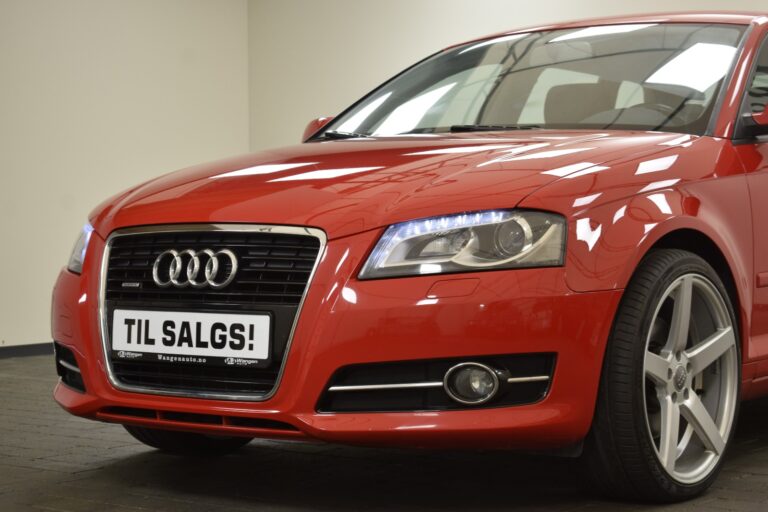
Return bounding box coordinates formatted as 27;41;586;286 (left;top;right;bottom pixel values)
544;82;617;124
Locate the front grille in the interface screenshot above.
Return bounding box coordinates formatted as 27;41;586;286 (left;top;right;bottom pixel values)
102;226;323;399
111;359;278;395
106;231;320;306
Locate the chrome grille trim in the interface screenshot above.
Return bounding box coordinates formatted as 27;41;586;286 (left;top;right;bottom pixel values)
58;359;81;374
506;375;550;383
326;376;552;392
98;223;327;402
328;382;444;392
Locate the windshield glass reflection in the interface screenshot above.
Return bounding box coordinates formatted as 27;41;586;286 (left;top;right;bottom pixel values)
320;23;745;138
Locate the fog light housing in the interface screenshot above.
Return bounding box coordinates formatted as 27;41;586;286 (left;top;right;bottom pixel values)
444;362;500;405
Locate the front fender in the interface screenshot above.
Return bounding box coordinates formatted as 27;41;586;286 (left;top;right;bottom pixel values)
556;177;752;297
516;136;750;297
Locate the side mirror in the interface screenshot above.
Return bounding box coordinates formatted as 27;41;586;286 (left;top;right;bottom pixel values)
303;117;334;142
753;104;768;127
743;105;768;138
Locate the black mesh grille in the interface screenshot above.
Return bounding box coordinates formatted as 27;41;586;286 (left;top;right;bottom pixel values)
106;231;320;306
104;228;321;398
111;359;279;395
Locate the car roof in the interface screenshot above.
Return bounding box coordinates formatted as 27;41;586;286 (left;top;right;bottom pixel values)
450;11;768;50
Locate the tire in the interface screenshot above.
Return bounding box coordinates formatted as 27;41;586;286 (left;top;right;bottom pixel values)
124;425;253;455
584;249;741;502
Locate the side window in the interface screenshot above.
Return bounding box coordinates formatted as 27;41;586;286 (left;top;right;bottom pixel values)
748;40;768;113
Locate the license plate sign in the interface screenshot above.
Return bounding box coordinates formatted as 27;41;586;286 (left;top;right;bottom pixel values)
111;309;270;361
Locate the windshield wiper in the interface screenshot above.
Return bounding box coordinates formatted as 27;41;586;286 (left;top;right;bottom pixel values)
450;124;541;132
320;130;370;139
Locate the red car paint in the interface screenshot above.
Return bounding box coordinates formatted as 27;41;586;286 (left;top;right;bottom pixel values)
52;12;768;448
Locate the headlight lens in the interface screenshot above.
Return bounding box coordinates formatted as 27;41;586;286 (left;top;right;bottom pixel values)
359;210;565;279
67;223;94;274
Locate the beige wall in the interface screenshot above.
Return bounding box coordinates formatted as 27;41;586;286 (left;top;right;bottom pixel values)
248;0;768;150
0;0;249;347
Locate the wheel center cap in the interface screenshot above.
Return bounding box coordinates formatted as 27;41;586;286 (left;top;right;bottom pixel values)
673;365;687;391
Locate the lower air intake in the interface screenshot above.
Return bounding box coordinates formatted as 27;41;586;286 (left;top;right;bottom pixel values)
318;353;555;413
54;342;86;393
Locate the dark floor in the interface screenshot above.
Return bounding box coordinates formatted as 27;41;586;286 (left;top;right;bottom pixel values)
2;356;768;512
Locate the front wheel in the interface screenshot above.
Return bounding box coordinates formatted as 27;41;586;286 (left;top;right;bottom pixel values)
124;425;253;455
585;249;740;502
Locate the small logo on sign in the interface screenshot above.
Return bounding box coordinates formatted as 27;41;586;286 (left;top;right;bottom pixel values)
224;357;259;367
156;354;207;364
117;351;142;359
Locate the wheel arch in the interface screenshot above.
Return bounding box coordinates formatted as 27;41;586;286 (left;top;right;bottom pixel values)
649;229;742;337
614;224;751;364
564;189;752;357
565;202;753;414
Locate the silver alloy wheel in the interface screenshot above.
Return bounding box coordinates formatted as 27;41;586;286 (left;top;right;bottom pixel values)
643;274;738;484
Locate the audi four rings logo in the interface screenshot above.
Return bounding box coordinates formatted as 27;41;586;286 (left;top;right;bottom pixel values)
152;249;238;289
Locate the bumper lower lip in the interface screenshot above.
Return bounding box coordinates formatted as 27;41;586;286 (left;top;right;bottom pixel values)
53;369;602;449
52;227;623;449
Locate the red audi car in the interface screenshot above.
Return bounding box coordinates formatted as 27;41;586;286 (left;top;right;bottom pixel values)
52;12;768;501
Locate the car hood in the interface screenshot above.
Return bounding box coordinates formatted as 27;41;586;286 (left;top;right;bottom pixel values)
92;131;689;239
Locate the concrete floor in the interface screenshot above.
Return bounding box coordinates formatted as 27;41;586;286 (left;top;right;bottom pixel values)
1;355;768;511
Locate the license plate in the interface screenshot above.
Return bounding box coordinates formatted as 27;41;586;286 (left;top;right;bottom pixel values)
111;309;270;361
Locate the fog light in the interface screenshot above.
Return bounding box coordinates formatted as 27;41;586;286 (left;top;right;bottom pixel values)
444;362;500;405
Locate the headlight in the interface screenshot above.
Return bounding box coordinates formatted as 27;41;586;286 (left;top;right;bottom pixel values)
359;210;565;279
67;223;94;274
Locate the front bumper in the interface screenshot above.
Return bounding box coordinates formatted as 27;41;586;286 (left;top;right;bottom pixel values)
52;228;621;449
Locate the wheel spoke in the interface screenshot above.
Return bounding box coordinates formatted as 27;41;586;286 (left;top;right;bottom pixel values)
680;394;725;455
658;395;681;472
645;351;669;386
686;327;735;376
667;276;693;353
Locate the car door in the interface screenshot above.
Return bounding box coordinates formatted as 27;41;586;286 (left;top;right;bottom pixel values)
734;35;768;362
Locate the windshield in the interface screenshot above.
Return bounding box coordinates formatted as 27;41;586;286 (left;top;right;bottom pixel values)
320;23;746;137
